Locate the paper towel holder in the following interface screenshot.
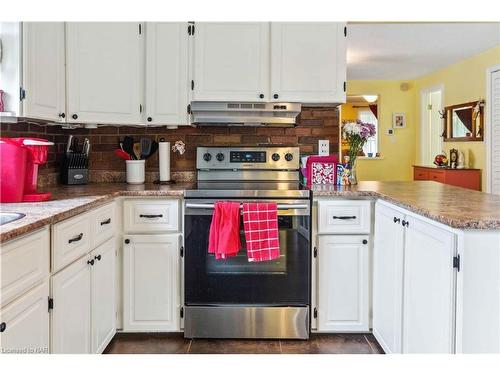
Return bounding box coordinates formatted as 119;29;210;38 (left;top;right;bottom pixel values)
155;138;175;185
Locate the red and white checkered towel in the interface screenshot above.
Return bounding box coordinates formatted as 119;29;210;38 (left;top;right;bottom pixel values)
242;202;280;262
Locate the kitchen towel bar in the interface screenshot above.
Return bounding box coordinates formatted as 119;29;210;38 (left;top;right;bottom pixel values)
185;203;309;210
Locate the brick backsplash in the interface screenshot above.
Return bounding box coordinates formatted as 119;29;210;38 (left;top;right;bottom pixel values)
1;107;339;183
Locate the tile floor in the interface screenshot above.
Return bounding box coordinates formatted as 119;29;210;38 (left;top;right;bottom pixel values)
103;333;384;354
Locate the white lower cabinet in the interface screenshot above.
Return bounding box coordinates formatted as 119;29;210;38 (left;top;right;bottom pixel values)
373;201;457;354
373;202;404;353
90;241;116;354
51;255;92;354
317;235;369;332
123;234;181;331
51;238;116;354
0;281;50;353
402;214;456;353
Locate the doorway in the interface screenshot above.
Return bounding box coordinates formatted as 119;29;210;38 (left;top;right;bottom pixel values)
420;86;444;166
486;65;500;195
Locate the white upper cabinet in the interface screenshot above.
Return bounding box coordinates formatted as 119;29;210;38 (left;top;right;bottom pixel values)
270;23;346;103
193;22;270;102
66;22;142;124
145;22;190;125
22;22;66;122
402;214;456;354
373;202;405;354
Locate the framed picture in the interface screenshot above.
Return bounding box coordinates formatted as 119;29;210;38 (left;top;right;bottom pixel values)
392;112;406;128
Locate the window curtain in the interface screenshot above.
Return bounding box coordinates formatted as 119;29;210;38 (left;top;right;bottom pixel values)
369;104;378;120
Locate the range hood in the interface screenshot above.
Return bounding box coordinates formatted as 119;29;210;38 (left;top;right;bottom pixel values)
190;102;302;127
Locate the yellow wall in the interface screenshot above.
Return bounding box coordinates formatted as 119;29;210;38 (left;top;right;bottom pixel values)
414;45;500;191
347;80;417;181
340;103;359;122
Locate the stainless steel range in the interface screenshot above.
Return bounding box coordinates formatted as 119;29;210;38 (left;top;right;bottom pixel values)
184;146;311;339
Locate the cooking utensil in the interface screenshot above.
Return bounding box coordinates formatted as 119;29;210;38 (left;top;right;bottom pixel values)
122;136;135;160
146;141;159;159
140;137;152;159
114;149;132;161
133;142;141;160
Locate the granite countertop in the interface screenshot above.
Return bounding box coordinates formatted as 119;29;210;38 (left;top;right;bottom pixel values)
2;181;500;243
311;181;500;230
0;182;194;243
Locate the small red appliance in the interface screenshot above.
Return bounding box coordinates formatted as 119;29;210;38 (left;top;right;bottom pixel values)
0;137;54;203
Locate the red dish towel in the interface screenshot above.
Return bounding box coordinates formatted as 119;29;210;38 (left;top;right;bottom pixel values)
208;201;241;260
242;202;280;262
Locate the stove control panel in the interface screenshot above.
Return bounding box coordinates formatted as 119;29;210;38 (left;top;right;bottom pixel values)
196;146;300;170
230;151;266;163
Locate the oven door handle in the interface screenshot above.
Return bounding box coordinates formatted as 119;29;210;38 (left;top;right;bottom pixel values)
185;203;309;210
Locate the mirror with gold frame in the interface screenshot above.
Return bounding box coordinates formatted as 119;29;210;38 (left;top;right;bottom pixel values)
443;101;483;142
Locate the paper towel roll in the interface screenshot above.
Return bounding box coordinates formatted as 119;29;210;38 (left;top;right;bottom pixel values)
159;141;171;182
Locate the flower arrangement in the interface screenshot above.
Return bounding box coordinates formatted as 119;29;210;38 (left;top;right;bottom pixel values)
341;120;376;184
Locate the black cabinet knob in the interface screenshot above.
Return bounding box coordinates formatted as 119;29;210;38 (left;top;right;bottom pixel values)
72;114;78;120
94;254;102;261
362;239;368;245
393;217;401;224
58;112;66;119
285;153;293;161
0;322;6;332
147;117;152;122
259;93;264;99
87;259;95;266
271;153;280;161
203;153;212;162
216;153;224;162
402;220;409;227
124;239;130;244
273;94;279;99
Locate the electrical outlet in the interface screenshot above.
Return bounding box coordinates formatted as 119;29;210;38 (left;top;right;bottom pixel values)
318;140;329;156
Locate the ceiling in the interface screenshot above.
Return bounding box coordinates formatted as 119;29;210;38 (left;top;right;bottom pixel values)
347;23;500;80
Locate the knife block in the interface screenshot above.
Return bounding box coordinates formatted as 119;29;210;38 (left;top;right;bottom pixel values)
60;152;89;185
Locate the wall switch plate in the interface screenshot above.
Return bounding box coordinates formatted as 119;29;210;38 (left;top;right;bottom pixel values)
386;129;394;136
318;140;329;156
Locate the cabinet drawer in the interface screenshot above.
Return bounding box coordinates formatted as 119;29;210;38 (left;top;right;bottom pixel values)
1;227;50;307
52;212;92;273
91;202;116;248
318;200;371;234
413;169;429;180
429;171;445;183
123;199;179;233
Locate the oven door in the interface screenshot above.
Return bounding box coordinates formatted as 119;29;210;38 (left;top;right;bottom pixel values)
184;199;311;306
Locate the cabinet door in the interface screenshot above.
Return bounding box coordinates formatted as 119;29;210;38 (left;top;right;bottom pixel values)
270;22;346;103
318;235;369;332
66;22;142;124
123;234;181;331
145;22;189;125
51;256;91;354
0;281;49;354
91;239;116;353
23;22;66;122
373;202;405;353
402;215;456;353
193;22;269;102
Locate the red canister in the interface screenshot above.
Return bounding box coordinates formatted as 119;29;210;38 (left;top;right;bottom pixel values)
0;138;28;202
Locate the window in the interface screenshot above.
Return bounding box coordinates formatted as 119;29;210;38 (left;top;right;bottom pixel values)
358;109;378;155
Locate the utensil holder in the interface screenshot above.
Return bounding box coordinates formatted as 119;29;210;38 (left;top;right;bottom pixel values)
126;160;145;184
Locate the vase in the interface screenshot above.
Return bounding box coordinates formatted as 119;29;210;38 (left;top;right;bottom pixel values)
349;158;358;185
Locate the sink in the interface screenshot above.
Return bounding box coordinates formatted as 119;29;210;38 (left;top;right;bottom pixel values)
0;212;26;226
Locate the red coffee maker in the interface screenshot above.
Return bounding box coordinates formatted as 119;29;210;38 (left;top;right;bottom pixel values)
0;137;54;203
